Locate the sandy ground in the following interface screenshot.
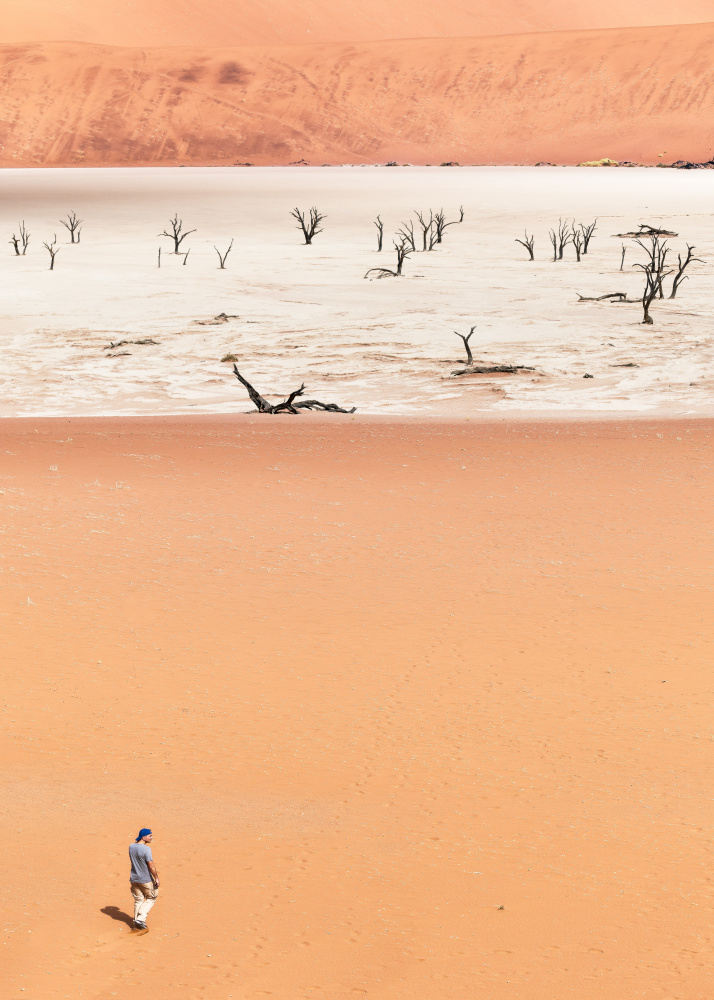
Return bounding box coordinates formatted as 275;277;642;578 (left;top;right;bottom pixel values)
3;413;714;1000
1;167;713;418
5;26;714;168
5;0;714;47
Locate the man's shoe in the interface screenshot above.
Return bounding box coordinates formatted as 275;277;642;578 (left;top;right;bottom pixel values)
133;920;147;929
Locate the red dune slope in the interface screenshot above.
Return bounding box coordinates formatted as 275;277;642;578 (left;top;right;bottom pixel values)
2;24;714;167
3;0;714;47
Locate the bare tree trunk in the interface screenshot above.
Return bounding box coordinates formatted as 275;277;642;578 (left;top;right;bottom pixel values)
670;244;702;298
60;211;83;243
374;215;384;251
291;207;325;244
620;245;626;271
232;366;356;413
515;231;535;260
43;235;59;270
455;326;476;364
214;239;234;269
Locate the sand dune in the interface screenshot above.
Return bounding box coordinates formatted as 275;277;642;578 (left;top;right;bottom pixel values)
4;0;714;47
2;23;714;167
4;415;714;999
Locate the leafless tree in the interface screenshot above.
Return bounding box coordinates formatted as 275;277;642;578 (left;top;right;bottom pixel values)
396;219;416;253
364;238;413;278
214;239;234;269
571;227;584;262
577;219;597;253
10;221;30;256
291;207;325;244
634;257;673;324
515;231;535;260
158;247;162;268
60;211;83;243
182;249;190;266
620;245;627;271
634;235;670;298
433;209;460;245
43;235;60;270
415;210;434;251
159;214;196;253
549;218;572;260
455;326;476;365
458;205;465;223
669;244;702;298
232;366;356;413
374;215;384;251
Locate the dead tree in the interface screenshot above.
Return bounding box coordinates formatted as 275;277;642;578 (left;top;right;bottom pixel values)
634;235;670;298
455;326;476;365
10;221;30;256
43;235;60;270
182;249;190;266
515;231;535;260
374;215;384;251
159;214;196;253
571;227;584;262
458;206;465;223
433;209;459;245
396;220;416;253
577;291;629;302
158;247;161;268
415;210;434;251
620;245;627;271
364;239;413;278
578;219;597;253
549;218;572;260
232;366;356;413
291;207;324;244
214;239;234;269
670;244;702;298
60;211;83;243
635;262;673;324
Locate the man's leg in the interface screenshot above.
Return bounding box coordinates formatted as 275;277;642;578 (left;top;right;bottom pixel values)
130;883;145;922
135;882;158;923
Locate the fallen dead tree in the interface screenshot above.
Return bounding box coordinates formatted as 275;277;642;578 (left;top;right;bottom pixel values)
192;312;239;325
577;292;630;302
104;338;159;350
232;366;356;413
614;224;678;238
451;364;535;376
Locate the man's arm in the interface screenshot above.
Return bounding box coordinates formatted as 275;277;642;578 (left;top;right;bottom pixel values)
148;859;160;888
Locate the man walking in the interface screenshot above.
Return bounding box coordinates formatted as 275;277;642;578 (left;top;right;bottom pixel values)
129;828;160;930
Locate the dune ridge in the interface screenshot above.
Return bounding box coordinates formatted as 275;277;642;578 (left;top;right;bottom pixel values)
4;0;714;48
2;24;714;167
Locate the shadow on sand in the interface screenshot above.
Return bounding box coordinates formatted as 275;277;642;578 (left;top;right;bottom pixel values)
101;905;134;928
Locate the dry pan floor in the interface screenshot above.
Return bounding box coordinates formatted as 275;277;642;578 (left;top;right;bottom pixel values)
2;414;714;1000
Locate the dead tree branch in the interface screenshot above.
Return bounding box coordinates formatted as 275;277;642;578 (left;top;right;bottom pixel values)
159;214;196;253
214;239;234;269
451;364;535;376
232;366;356;413
60;211;83;243
670;244;702;298
291;207;325;244
396;220;416;252
515;231;535;260
620;245;627;271
415;210;434;251
577;292;629;302
634;263;673;324
374;215;384;251
455;326;476;365
10;221;30;256
571;227;584;262
634;235;670;298
43;235;59;270
433;209;460;245
578;219;597;253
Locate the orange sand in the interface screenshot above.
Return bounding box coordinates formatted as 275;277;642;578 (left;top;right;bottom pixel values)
3;24;714;167
3;414;714;999
4;0;714;47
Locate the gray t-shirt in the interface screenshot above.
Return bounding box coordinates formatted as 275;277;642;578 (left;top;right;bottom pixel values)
129;842;153;884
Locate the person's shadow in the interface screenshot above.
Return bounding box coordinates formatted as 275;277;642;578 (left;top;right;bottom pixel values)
101;906;134;928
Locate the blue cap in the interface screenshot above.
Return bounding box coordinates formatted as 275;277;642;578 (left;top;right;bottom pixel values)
135;828;152;842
